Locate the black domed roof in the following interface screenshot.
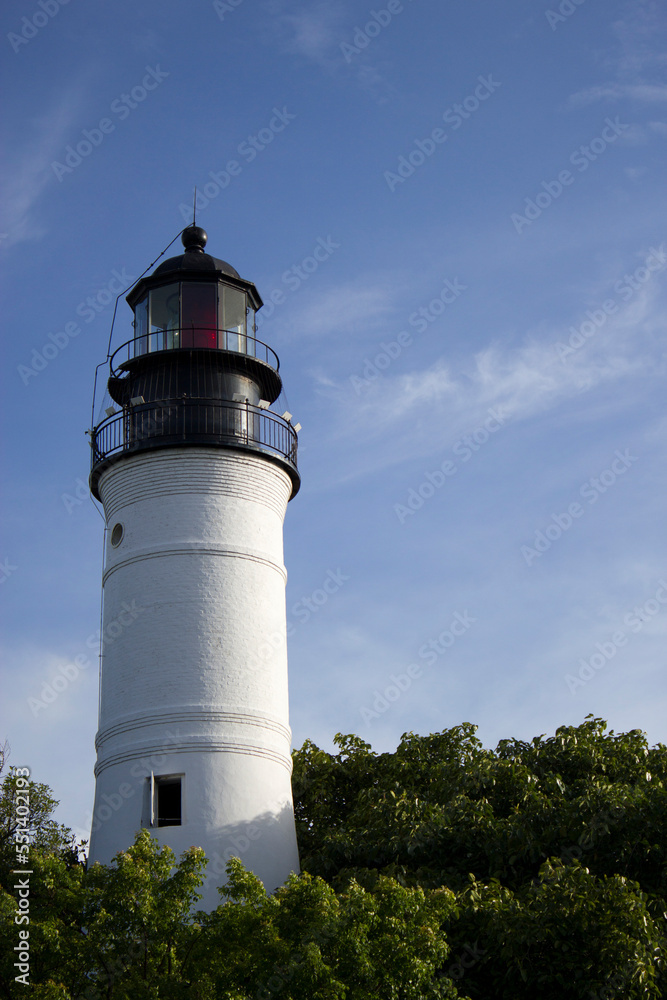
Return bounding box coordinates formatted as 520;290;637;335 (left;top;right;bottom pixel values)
153;225;240;279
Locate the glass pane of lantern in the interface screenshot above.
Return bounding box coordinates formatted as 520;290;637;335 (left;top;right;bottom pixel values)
134;296;148;356
246;304;256;349
182;283;217;349
149;284;179;351
220;287;246;353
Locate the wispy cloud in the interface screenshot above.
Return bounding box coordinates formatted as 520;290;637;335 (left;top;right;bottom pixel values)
567;1;667;135
263;0;346;66
0;90;85;247
277;276;404;341
570;83;667;106
309;273;666;480
609;0;667;75
262;0;398;102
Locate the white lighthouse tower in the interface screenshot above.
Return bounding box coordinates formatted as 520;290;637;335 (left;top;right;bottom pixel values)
87;225;300;907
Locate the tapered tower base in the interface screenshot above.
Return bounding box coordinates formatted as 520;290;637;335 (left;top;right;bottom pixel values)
88;447;299;907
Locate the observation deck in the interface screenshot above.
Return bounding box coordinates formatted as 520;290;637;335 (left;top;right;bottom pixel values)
90;395;299;501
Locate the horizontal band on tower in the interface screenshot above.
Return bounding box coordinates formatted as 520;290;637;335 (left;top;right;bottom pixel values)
98;447;292;519
96;708;292;748
94;739;294;776
102;542;287;586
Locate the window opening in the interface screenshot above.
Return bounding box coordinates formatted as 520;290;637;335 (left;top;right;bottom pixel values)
154;776;182;827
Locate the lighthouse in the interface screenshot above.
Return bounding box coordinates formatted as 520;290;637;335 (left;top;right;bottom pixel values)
87;225;300;907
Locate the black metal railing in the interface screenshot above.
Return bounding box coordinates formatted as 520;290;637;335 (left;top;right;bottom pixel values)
90;399;299;492
109;329;279;377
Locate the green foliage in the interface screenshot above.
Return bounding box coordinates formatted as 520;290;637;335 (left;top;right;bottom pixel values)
294;718;667;891
0;768;80;876
193;863;459;999
81;829;206;999
0;840;86;999
293;718;667;998
1;718;665;998
1;832;463;999
455;861;662;998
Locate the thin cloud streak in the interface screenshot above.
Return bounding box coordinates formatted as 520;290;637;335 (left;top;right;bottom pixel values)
310;282;666;481
570;83;667;105
277;279;404;340
263;0;399;101
1;91;85;247
263;0;347;67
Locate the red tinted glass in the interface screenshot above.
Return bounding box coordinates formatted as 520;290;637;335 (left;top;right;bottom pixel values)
181;283;217;349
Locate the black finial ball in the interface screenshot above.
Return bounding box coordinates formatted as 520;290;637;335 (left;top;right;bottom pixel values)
182;225;208;252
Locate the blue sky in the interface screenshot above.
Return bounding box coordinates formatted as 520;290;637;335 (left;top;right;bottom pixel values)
1;0;666;842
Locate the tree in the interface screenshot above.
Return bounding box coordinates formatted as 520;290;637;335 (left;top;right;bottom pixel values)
0;752;80;876
0;749;86;1000
1;718;665;998
190;860;460;999
2;833;463;999
291;718;666;998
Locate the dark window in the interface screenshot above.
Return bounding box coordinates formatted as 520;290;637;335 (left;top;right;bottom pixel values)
182;283;217;349
155;777;182;827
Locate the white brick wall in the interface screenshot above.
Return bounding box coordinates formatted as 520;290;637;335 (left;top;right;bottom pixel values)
88;447;300;906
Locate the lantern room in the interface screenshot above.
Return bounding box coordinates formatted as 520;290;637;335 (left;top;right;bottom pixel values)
89;225;299;501
127;225;261;356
